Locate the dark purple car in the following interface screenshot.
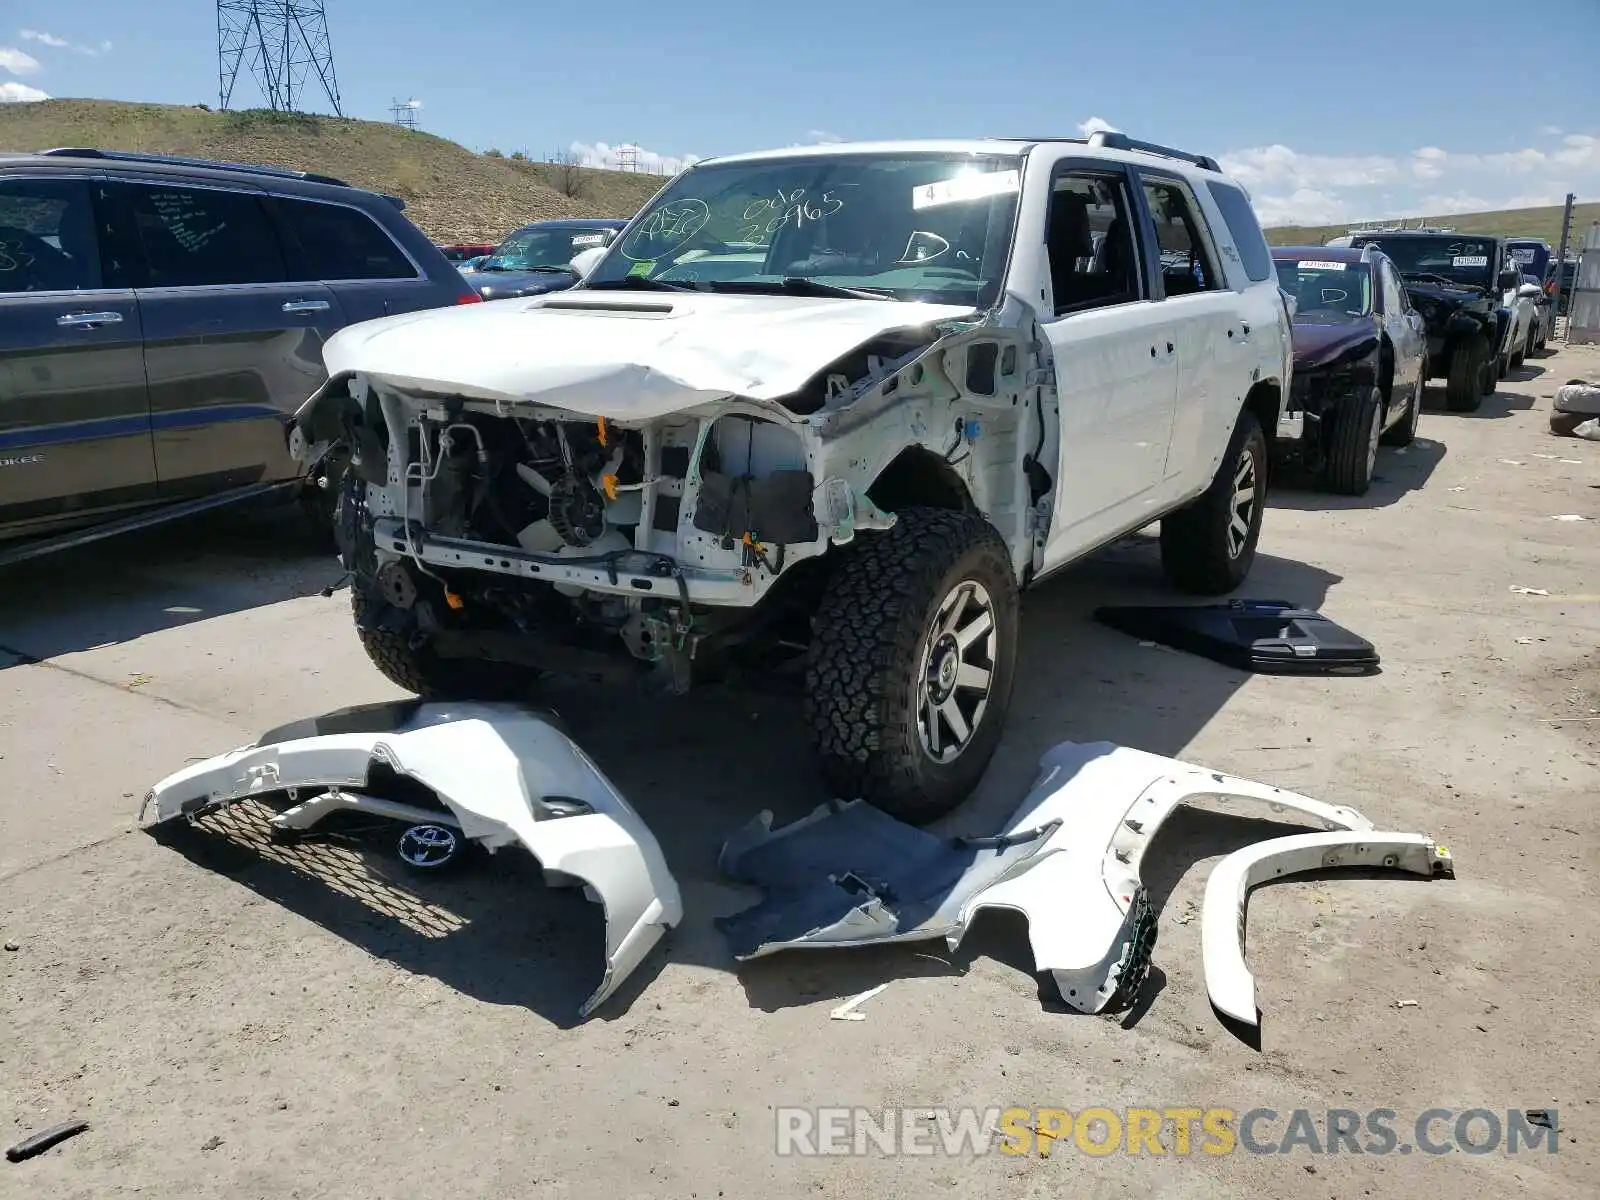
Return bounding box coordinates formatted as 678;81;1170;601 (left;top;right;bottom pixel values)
1272;244;1429;496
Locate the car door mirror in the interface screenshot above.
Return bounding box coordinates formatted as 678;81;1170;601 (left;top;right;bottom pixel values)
1517;282;1543;300
1498;268;1520;290
570;245;607;280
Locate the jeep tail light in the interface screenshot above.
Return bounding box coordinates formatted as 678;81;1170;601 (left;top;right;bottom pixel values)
456;291;482;304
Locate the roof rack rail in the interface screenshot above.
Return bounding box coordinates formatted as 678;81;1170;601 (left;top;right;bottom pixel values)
1086;130;1221;173
33;147;351;188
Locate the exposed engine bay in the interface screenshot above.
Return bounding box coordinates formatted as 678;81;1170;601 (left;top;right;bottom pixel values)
343;393;836;689
295;305;1040;692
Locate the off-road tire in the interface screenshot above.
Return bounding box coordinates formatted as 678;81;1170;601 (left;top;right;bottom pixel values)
1550;410;1588;437
804;507;1019;825
1158;407;1267;595
1325;386;1383;495
351;588;532;700
1446;335;1487;412
1380;369;1423;447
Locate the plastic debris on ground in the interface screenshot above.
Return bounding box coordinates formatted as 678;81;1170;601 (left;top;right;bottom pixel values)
715;740;1452;1039
1092;600;1379;675
139;700;682;1019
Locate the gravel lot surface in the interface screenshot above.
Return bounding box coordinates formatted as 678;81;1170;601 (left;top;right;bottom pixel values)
3;345;1596;1199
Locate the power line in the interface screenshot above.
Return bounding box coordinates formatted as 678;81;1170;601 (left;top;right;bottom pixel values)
217;0;343;115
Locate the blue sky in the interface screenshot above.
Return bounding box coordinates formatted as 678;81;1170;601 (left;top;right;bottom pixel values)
3;0;1597;225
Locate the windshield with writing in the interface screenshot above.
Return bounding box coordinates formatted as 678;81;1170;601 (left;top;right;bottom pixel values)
1274;259;1372;317
1353;236;1495;288
484;226;615;272
582;152;1024;305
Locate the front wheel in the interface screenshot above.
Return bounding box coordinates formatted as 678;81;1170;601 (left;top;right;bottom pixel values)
1446;335;1487;412
804;507;1019;824
1325;386;1382;495
1159;407;1267;594
351;587;533;700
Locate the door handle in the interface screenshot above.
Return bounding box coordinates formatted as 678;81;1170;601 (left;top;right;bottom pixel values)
282;299;331;314
1166;341;1175;355
56;311;123;328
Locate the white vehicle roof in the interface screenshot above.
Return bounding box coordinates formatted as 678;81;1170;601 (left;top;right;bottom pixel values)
696;134;1228;179
697;139;1035;166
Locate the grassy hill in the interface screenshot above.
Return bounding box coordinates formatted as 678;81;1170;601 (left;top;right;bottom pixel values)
1265;201;1600;249
5;100;1593;254
0;99;668;243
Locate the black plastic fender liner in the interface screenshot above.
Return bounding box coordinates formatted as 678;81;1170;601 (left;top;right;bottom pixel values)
1093;599;1379;675
6;1120;89;1162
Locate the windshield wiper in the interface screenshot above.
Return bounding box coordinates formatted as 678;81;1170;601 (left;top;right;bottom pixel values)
583;276;702;292
703;277;893;301
1404;271;1480;290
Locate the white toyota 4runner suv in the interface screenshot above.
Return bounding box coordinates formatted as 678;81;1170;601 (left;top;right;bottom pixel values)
292;131;1293;822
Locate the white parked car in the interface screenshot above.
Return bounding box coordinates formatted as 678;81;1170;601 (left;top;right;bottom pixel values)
292;131;1294;821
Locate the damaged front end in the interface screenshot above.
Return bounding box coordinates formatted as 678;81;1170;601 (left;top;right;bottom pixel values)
139;700;682;1017
292;291;1032;692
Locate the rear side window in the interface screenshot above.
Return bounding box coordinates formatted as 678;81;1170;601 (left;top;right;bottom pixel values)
123;183;285;287
1207;182;1272;282
275;197;418;280
0;177;101;292
1140;176;1222;296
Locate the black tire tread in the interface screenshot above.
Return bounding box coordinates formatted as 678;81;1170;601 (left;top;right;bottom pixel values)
351;588;529;699
1159;408;1266;595
1446;335;1486;412
1380;372;1421;447
1325;387;1380;494
804;507;1017;824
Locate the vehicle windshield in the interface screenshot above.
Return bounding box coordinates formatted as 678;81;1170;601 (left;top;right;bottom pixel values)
1274;257;1372;317
1352;235;1496;289
483;226;615;272
580;151;1024;306
1507;241;1551;281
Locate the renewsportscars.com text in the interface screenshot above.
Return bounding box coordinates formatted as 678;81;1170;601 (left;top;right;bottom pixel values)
774;1106;1560;1157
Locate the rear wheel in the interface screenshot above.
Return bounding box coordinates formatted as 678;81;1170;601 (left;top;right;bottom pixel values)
1381;369;1423;447
1159;407;1267;594
805;507;1019;824
1446;335;1487;412
1325;386;1382;495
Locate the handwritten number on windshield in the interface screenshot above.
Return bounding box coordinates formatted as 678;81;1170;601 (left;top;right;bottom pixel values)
737;189;843;243
621;198;711;260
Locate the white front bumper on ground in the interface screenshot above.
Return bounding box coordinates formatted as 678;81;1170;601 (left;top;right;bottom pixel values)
140;701;682;1017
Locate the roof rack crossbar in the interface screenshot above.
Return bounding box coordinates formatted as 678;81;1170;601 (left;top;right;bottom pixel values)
1086;131;1221;173
33;148;350;188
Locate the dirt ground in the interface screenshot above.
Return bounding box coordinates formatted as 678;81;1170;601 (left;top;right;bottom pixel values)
2;344;1596;1200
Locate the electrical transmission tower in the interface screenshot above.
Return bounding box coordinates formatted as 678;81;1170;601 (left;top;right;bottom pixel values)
217;0;344;116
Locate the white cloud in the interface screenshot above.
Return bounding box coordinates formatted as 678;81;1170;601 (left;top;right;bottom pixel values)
1213;130;1600;226
805;129;843;144
0;80;49;102
1078;116;1120;137
1418;192;1493;216
1540;124;1563;136
570;140;701;175
1222;143;1399;189
0;45;42;74
17;29;110;56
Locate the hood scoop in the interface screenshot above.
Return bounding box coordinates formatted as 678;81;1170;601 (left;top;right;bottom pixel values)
538;299;677;316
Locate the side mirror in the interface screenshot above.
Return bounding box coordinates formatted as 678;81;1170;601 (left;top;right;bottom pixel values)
1517;282;1543;300
1498;269;1520;291
569;245;607;280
